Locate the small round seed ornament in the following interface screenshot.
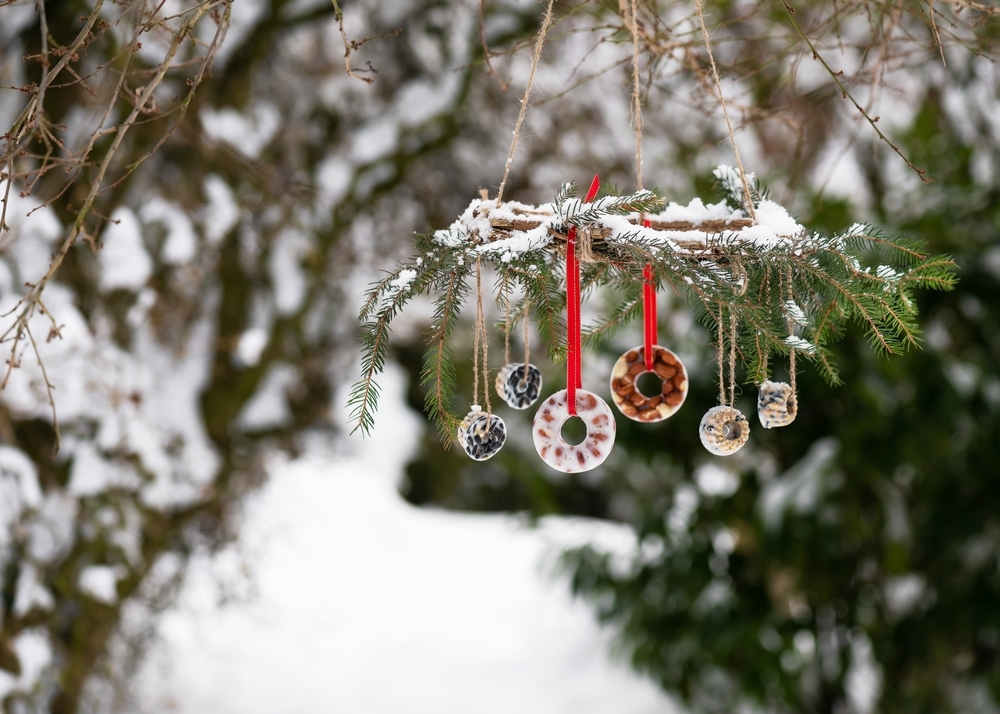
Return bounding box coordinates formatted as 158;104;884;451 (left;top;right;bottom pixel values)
758;380;797;428
533;389;616;473
610;346;688;422
457;406;506;461
495;362;543;410
699;405;750;456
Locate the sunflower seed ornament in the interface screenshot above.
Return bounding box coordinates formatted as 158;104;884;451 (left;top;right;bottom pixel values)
699;405;750;456
495;362;543;410
699;311;750;456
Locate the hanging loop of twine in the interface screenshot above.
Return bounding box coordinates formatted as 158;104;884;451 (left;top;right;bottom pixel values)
693;0;757;223
717;303;726;407
787;268;797;397
522;298;531;383
472;260;482;407
503;277;511;367
495;0;556;206
729;312;737;408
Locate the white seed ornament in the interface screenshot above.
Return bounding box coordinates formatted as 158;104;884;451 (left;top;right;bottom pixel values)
610;346;688;422
457;406;506;461
758;380;797;428
533;389;616;473
495;362;543;410
699;405;750;456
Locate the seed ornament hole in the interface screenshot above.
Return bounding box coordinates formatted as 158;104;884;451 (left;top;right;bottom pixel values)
636;371;662;398
560;415;587;445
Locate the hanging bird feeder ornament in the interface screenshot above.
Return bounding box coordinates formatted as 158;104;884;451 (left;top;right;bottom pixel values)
529;176;617;473
699;405;750;456
348;0;953;466
533;389;616;473
495;362;543;410
457;406;507;461
610;346;688;423
349;164;954;466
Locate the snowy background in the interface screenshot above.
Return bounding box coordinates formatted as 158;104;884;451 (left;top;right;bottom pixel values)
132;366;676;713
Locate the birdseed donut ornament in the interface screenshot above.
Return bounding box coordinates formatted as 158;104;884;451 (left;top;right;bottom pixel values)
758;380;797;428
698;310;750;456
533;389;615;473
699;405;749;456
610;257;688;422
458;406;507;461
456;258;507;461
611;346;687;421
533;175;616;473
495;362;543;410
758;291;801;429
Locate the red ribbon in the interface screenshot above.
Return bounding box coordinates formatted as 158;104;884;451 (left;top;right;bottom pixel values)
567;174;601;415
642;219;656;372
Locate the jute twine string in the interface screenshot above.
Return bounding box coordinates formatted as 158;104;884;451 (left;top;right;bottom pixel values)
760;262;772;381
717;304;726;406
473;258;493;416
522;298;531;383
787;268;797;396
693;0;757;223
577;227;596;264
502;282;533;384
503;279;511;366
715;305;738;409
495;0;556;206
729;312;737;407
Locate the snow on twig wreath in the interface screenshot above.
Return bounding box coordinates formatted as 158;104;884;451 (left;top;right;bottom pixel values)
348;165;956;463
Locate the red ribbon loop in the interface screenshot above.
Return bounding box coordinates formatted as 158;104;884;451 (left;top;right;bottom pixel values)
642;219;656;372
566;174;601;415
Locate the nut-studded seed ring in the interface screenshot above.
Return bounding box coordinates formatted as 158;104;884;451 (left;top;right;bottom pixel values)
757;380;797;428
609;346;688;422
532;389;616;473
457;407;506;461
699;405;750;456
495;362;543;410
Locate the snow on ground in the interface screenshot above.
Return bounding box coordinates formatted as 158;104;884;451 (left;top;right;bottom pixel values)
131;365;677;714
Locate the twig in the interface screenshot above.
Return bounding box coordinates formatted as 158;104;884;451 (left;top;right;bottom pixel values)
25;324;60;455
927;0;947;67
782;1;932;184
0;0;229;455
479;0;510;91
330;0;399;84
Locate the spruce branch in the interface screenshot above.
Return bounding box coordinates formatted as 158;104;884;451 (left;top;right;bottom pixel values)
420;262;472;446
353;170;955;435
